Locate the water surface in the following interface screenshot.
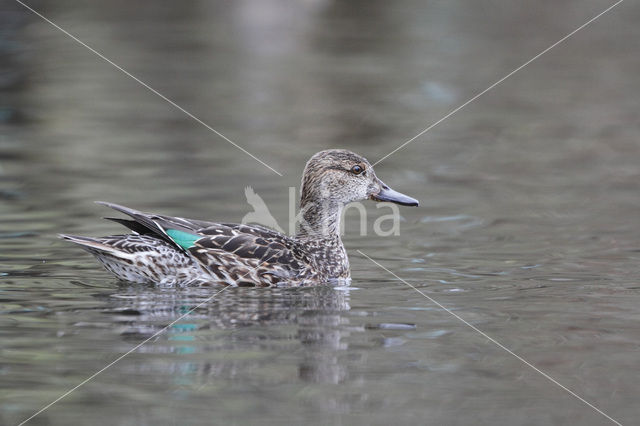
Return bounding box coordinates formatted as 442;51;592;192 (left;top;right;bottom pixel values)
1;1;639;425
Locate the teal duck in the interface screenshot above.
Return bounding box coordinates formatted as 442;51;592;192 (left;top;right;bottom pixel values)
61;149;418;287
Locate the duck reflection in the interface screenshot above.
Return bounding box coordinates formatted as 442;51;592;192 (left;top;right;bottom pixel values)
99;284;352;385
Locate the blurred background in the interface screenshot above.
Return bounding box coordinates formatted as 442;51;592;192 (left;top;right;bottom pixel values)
1;0;639;425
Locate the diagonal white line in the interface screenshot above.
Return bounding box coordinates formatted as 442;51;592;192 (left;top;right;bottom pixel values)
357;250;623;426
18;255;277;425
14;0;283;176
372;0;625;167
17;287;227;426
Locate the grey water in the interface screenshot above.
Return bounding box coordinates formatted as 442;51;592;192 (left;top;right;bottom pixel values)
1;0;639;425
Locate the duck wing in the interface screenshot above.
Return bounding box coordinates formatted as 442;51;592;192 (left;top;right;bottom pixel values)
189;224;306;285
98;202;306;285
97;201;216;242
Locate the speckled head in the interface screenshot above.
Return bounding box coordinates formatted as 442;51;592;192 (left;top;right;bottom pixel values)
300;149;419;208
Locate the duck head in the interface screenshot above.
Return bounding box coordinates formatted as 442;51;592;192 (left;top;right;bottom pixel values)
296;149;418;237
300;149;419;208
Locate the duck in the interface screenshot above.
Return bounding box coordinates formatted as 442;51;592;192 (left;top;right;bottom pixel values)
61;149;418;287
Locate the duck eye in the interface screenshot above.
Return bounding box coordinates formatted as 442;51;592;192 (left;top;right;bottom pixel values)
350;165;364;175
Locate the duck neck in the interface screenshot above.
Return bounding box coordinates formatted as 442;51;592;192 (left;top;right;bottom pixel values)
295;197;344;240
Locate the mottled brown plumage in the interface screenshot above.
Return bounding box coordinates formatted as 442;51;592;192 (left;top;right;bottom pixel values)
61;149;418;287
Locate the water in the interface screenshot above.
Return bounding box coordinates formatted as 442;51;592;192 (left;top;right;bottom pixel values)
2;0;639;424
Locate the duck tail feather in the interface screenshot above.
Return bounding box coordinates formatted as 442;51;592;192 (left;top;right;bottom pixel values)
95;201;172;242
58;234;119;254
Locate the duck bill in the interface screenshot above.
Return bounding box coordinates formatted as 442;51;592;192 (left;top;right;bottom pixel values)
370;180;419;206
